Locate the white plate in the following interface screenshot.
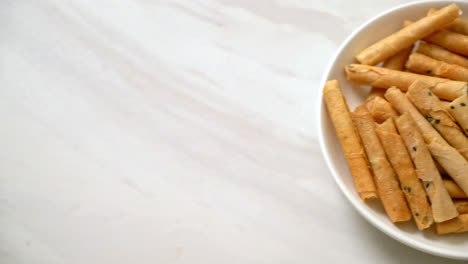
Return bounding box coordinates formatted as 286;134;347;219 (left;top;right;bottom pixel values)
317;0;468;260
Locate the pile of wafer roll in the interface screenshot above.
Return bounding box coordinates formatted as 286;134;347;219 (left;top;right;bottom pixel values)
323;4;468;235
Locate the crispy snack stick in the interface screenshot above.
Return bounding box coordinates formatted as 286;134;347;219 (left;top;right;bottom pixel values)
368;47;413;99
429;8;468;35
446;20;468;35
366;96;397;123
439;100;451;111
425;30;468;57
454;200;468;214
345;64;468;101
383;46;413;70
436;214;468;234
404;20;468;56
355;4;460;65
406;81;468;160
448;95;468;136
395;113;458;223
376;118;433;229
435;159;448;175
429;140;468;196
446;20;468;36
323;80;378;201
351;105;411;222
384;86;468;196
444;179;467;198
406;53;468;82
417;42;468;69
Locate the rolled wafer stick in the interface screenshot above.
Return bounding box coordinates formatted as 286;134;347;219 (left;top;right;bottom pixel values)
436;214;468;235
444;179;467;198
448;95;468;136
404;20;468;56
446;20;468;36
435;159;448;175
323;80;378;201
417;42;468;69
384;86;468;196
368;47;413;99
345;64;468;101
429;140;468;196
454;200;468;214
383;46;413;70
425;30;468;57
351;105;410;222
407;81;468;160
355;4;460;65
406;53;468;82
395;113;458;223
429;8;468;36
376;118;433;229
366;96;397;123
439;100;451;111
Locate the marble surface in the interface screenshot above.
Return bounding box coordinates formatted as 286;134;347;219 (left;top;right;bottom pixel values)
0;0;465;263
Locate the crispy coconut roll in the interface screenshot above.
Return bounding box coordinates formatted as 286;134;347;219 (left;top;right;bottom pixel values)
428;8;468;35
406;81;468;160
323;80;378;200
355;4;461;65
436;214;468;235
351;105;411;222
444;179;467;199
416;42;468;69
384;86;468;197
406;53;468;81
376;118;433;229
448;95;468;136
367;47;413;99
395;113;458;223
345;64;468;101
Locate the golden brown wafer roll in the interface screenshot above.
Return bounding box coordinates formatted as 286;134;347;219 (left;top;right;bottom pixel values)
454;200;468;214
435;159;448;175
448;95;468;136
417;42;468;69
404;20;468;56
444;179;467;198
355;4;460;65
429;140;468;197
366;96;397;123
429;8;468;35
395;113;458;223
384;86;468;196
368;47;413;99
436;214;468;234
345;64;468;101
323;80;378;201
425;30;468;57
376;118;433;229
351;105;411;222
406;53;468;81
446;20;468;36
383;46;413;70
439;100;451;111
407;82;468;160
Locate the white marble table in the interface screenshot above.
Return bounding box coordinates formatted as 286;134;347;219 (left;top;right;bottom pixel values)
0;0;465;263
